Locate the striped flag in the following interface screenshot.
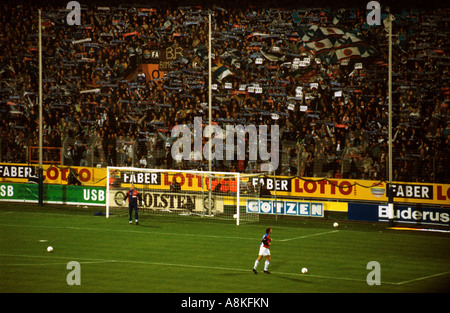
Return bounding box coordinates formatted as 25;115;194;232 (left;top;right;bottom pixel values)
212;65;233;82
333;32;365;49
298;25;323;42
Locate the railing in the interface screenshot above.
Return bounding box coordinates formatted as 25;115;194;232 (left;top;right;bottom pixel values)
29;146;62;165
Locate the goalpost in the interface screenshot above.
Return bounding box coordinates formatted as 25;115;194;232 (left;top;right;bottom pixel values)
106;167;262;225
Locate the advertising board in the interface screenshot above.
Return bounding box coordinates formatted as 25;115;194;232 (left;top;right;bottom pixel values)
2;163;449;206
0;183;105;206
246;199;324;217
348;203;450;227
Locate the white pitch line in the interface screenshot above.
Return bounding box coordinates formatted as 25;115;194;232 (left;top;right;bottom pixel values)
279;230;339;242
0;253;118;267
1;260;116;267
0;253;386;285
394;270;450;285
0;222;339;243
4;253;446;286
0;223;256;241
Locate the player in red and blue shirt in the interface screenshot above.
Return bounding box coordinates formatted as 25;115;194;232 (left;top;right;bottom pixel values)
123;184;141;225
253;227;272;274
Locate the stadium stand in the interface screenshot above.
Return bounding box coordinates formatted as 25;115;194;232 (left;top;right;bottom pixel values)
0;1;448;183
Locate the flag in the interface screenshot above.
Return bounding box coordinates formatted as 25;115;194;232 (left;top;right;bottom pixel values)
342;32;364;45
319;27;345;37
333;47;360;62
194;45;207;60
305;38;334;55
297;25;323;42
333;32;365;49
358;46;378;58
220;50;241;66
383;14;396;33
332;9;346;25
212;65;233;82
260;48;285;62
298;24;376;65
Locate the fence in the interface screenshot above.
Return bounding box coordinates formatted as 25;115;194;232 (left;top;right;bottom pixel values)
2;130;449;184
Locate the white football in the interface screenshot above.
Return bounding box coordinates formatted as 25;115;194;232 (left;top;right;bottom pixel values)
333;222;339;228
301;267;308;274
47;246;53;253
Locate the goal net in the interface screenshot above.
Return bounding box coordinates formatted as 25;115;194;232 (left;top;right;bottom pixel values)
106;167;262;225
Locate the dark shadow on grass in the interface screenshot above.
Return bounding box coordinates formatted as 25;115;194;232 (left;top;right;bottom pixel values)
217;269;312;284
219;272;251;277
133;224;161;229
275;274;313;284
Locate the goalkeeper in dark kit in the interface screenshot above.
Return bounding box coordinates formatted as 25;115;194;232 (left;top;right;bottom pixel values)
123;184;142;225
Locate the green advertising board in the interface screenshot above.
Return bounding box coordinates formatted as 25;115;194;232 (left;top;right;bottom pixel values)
0;183;105;206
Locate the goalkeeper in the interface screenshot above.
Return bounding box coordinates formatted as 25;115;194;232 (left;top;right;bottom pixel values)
123;184;141;225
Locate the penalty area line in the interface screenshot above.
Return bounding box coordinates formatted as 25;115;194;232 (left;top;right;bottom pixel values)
279;230;339;242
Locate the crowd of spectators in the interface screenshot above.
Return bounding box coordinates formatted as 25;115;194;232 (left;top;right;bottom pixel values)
0;1;449;183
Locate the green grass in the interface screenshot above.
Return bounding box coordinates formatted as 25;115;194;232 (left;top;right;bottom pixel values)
1;202;449;293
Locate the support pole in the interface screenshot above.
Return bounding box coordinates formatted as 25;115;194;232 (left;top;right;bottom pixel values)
38;9;44;207
208;12;212;215
387;13;394;227
274;171;277;221
236;173;240;226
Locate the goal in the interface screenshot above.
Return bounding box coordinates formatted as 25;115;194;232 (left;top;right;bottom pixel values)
105;167;262;225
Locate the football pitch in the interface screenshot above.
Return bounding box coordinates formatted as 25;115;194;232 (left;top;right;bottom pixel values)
1;202;449;294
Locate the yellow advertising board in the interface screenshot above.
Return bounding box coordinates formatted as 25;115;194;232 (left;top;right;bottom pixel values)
264;176;450;207
0;163;106;187
1;163;449;206
111;171;450;206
